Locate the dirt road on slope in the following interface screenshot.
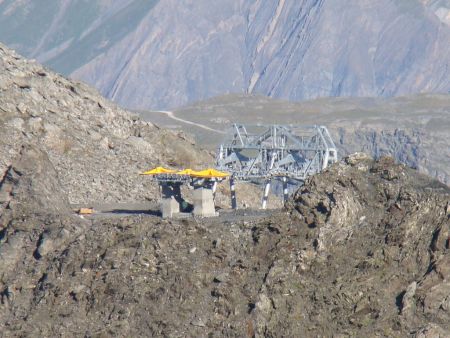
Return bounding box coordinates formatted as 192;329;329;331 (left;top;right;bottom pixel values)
154;110;226;134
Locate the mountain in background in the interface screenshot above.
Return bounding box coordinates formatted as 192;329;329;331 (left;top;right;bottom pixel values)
1;0;449;110
0;0;450;109
0;1;159;74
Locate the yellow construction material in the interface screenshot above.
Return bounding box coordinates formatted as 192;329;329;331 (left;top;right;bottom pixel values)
176;169;200;176
141;167;177;175
190;168;229;178
78;208;94;215
141;167;229;179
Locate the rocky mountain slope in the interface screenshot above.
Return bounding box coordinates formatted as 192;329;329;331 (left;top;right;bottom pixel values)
0;42;210;204
1;0;449;109
1;153;449;336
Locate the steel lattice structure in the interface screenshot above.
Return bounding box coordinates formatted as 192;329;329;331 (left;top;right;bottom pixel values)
216;124;338;181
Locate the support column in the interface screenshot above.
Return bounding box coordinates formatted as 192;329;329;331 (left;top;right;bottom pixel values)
230;176;237;210
193;187;217;217
322;150;330;170
160;182;182;218
283;176;289;203
261;179;271;210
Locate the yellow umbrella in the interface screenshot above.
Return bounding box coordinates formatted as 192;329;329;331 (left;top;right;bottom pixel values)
140;166;177;175
191;168;229;179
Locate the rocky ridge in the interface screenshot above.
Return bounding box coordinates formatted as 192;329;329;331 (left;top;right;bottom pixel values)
1;151;449;336
284;154;450;336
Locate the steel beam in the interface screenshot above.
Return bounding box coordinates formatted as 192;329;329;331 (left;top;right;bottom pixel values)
217;124;338;181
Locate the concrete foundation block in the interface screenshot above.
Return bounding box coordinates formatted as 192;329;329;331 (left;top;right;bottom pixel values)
161;198;180;218
193;188;217;217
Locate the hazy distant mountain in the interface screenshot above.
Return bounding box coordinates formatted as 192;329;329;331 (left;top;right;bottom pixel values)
1;0;450;110
0;1;159;74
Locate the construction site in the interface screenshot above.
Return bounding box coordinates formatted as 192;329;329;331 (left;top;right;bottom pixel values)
141;124;338;218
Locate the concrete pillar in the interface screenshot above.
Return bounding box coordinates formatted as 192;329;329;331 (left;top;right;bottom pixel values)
230;177;237;209
262;179;271;210
161;198;180;218
160;183;182;218
193;187;217;217
283;177;289;203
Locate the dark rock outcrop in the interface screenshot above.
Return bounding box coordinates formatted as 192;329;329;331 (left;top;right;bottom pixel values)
0;145;85;312
284;154;450;336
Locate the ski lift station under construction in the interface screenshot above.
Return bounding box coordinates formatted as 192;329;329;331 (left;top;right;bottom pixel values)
142;124;338;218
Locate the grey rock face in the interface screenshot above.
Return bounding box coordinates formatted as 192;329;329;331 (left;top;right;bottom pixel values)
74;0;450;109
246;0;450;99
0;145;82;279
425;0;450;25
285;155;450;336
0;146;70;219
72;0;247;109
1;0;449;110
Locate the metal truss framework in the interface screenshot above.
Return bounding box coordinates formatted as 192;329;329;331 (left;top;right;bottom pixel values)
216;124;338;181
